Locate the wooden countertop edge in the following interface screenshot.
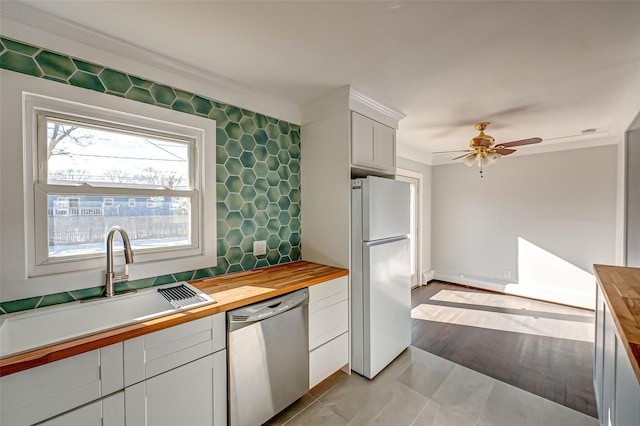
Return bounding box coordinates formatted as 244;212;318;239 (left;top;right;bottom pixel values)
593;264;640;384
0;261;348;377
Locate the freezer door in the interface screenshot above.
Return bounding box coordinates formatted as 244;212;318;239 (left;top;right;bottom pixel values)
363;236;411;378
363;176;410;241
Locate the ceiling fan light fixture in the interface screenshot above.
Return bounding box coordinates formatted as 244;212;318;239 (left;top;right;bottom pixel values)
486;152;501;166
463;153;477;167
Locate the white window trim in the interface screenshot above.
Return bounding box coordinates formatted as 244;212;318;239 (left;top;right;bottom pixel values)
0;71;216;301
30;103;202;273
396;168;423;286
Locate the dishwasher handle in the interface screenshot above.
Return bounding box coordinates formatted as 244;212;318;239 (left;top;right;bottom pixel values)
228;288;309;329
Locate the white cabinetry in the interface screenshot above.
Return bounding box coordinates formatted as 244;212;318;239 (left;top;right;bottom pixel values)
39;392;125;426
125;313;227;426
0;343;123;426
594;286;640;426
126;351;226;426
309;276;349;388
351;111;396;174
0;312;227;426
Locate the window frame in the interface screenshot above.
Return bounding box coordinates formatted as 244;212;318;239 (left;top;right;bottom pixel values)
0;72;217;301
31;108;202;271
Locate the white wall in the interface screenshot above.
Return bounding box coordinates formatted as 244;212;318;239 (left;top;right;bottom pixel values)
396;157;432;283
432;145;618;308
625;112;640;266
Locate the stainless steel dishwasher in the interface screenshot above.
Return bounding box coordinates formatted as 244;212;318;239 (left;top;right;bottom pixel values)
227;288;309;426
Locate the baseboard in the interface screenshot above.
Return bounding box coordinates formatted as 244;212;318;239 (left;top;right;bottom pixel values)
432;272;594;310
433;272;506;293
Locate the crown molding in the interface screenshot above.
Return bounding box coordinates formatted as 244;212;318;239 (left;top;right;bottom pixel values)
301;85;405;128
0;1;301;124
348;88;405;129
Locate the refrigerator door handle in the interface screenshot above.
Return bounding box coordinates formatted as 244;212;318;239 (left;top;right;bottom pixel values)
364;235;409;247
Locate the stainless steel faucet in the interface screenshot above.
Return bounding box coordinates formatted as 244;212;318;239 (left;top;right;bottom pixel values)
105;226;134;297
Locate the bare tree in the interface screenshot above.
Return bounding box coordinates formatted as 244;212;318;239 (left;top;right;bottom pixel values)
161;172;183;189
105;169;130;183
50;169;90;183
135;167;160;185
48;123;94;159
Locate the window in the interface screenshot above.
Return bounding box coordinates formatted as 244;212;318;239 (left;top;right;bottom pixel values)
128;198;136;207
0;74;217;301
34;110;199;266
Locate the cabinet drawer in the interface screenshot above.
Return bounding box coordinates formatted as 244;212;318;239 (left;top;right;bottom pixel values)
309;276;348;313
40;392;124;426
309;299;348;350
309;332;348;389
124;313;225;386
0;343;123;426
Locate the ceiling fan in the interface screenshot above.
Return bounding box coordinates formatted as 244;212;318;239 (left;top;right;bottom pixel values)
434;122;542;177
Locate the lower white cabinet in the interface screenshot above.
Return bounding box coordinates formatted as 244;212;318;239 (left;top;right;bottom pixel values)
125;350;227;426
0;312;227;426
594;286;640;426
308;276;349;388
0;343;123;426
39;392;125;426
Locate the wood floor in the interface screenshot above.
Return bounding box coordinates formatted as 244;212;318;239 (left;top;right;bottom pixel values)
411;281;598;418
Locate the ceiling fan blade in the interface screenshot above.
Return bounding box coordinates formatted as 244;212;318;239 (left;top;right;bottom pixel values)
494;148;516;156
432;149;472;154
499;137;542;148
452;152;474;160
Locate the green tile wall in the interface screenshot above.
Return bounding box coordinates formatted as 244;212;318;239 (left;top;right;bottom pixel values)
0;37;301;314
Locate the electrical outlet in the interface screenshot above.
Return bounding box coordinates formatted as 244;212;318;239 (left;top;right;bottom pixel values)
253;240;267;256
503;270;512;280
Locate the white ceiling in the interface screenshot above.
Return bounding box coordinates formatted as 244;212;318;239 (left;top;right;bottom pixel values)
4;1;640;164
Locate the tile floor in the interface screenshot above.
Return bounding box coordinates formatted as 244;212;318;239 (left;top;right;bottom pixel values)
266;346;598;426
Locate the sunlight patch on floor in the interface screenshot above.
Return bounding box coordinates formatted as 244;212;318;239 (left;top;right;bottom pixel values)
411;303;593;342
428;288;593;317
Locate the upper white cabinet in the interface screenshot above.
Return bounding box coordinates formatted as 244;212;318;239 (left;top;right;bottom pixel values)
351;111;396;174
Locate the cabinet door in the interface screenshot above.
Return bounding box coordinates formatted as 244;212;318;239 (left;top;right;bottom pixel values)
0;343;123;426
309;332;348;388
40;392;124;426
351;112;396;173
125;351;226;426
614;338;640;426
373;123;396;171
351;112;376;168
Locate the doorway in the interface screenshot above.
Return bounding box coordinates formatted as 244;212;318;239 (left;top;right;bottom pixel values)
396;170;421;287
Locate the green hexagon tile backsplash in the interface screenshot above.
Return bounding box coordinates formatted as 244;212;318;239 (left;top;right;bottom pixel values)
0;36;302;314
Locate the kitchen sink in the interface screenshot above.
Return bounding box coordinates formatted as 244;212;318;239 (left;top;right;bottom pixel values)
0;282;215;358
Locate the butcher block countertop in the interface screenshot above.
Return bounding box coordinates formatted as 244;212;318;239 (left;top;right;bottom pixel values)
594;264;640;383
0;261;348;376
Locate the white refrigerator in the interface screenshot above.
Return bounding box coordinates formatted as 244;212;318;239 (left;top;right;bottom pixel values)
351;175;411;379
